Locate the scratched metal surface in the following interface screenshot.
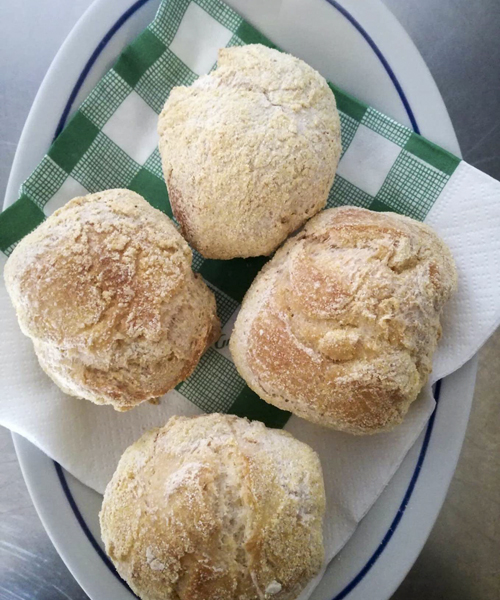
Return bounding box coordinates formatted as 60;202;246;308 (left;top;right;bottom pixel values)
0;1;499;599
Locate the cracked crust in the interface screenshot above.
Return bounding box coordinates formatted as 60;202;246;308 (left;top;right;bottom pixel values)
230;207;457;434
100;414;325;600
3;189;220;410
158;44;342;259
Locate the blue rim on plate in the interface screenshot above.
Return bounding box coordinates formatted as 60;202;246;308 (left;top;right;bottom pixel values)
44;0;438;597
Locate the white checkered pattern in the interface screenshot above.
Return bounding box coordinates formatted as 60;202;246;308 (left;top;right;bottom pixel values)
169;2;233;74
337;124;401;196
102;91;160;165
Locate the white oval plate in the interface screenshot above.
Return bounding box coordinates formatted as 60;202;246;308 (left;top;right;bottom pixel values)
5;1;477;599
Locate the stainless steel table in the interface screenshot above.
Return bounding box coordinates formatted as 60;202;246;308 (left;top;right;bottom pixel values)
0;1;499;599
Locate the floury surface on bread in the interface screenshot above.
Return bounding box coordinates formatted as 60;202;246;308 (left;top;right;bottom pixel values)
230;207;457;434
158;44;342;259
100;414;326;600
3;189;220;411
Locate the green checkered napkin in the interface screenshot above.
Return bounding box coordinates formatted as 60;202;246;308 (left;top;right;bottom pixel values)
0;0;462;427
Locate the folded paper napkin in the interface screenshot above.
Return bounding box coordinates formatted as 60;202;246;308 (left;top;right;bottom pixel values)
1;0;499;597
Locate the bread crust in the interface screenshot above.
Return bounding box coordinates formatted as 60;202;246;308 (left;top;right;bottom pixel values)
230;207;457;434
4;189;220;410
158;44;342;259
100;414;326;600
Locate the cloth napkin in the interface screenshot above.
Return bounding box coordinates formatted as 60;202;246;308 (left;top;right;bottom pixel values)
1;0;499;598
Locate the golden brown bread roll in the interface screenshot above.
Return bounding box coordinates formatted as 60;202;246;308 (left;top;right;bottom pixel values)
230;207;457;434
4;189;220;410
100;414;326;600
158;44;341;259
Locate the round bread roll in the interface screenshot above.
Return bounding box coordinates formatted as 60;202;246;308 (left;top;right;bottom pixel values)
158;44;341;259
4;189;220;411
230;207;457;434
100;414;325;600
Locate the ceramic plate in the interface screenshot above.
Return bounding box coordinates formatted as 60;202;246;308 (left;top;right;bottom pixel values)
5;0;477;599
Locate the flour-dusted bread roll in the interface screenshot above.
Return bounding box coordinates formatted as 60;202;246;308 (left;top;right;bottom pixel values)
100;414;325;600
230;207;457;434
158;44;341;259
4;189;220;411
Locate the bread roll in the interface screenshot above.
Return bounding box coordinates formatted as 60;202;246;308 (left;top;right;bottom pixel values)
230;207;457;434
4;189;220;410
158;44;341;259
100;414;325;600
